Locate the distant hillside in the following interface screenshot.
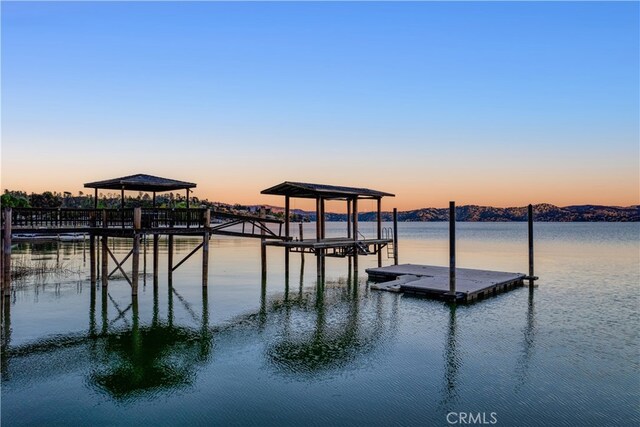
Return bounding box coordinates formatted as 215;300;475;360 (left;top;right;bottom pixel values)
2;190;637;221
267;204;639;222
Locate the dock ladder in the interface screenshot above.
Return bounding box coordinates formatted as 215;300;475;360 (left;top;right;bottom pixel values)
382;227;394;258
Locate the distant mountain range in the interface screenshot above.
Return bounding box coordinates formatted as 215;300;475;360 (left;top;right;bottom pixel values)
262;204;639;222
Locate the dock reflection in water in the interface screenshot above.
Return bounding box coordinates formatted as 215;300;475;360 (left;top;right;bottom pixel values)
1;268;403;402
89;286;213;400
267;271;399;377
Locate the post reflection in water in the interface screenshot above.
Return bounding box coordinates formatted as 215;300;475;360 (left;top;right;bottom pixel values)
101;285;108;335
89;284;96;338
441;303;461;410
265;266;398;379
259;275;267;329
88;280;212;401
1;296;11;379
516;287;536;391
439;290;538;413
1;263;402;403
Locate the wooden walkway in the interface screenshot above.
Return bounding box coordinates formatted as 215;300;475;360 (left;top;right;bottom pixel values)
7;208;285;240
366;264;526;303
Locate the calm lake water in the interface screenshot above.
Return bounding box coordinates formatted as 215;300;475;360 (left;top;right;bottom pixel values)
1;222;638;426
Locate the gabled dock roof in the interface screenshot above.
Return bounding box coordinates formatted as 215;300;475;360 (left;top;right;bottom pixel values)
261;181;394;199
84;174;196;192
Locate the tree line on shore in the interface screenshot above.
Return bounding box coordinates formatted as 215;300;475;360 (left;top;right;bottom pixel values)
1;189;198;209
2;190;637;221
0;190;307;221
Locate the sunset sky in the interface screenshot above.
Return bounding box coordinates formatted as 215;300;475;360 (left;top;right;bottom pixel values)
1;2;638;211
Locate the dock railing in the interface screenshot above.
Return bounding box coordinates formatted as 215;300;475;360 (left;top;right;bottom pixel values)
3;207;285;235
4;208;274;231
8;208;139;229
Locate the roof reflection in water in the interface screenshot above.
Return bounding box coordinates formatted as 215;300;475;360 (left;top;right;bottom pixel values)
89;322;210;400
266;278;399;376
2;271;402;400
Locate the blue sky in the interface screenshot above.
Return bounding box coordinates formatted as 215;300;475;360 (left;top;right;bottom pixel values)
2;1;638;208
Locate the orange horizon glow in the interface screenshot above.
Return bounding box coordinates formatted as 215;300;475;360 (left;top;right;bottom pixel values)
2;171;638;211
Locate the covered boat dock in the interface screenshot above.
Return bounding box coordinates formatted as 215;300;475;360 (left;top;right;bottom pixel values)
260;181;399;280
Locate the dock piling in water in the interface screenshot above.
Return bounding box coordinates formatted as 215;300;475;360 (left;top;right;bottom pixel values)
449;201;456;295
2;208;12;296
101;235;108;288
377;197;382;268
153;234;159;284
89;235;96;286
528;204;535;288
203;209;210;287
393;208;399;265
131;207;141;296
260;207;267;280
168;235;174;281
284;198;290;279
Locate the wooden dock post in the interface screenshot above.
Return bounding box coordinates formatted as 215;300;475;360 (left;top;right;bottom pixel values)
377;197;382;267
120;187;125;228
352;197;359;272
314;199;323;281
528;204;535;288
284;196;290;279
90;234;96;286
320;198;326;240
299;222;305;263
449;201;456;295
315;198;321;241
353;248;359;273
2;208;12;297
101;210;108;288
347;199;352;239
321;249;326;283
153;234;159;285
260;207;266;279
203;209;210;287
168;235;174;281
316;249;323;283
352;197;359;240
319;198;325;275
131;207;141;296
96;231;100;280
393;208;399;265
101;236;109;288
132;240;140;296
143;233;147;285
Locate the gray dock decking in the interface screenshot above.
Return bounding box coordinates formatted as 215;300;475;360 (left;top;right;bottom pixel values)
366;264;526;302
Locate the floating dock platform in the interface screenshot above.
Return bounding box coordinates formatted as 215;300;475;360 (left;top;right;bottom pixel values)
366;264;526;303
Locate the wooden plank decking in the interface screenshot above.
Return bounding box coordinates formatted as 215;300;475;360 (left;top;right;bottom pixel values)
366;264;526;303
